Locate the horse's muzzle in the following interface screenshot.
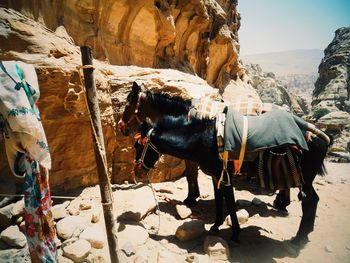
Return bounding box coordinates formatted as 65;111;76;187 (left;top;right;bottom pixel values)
118;120;130;136
133;161;149;179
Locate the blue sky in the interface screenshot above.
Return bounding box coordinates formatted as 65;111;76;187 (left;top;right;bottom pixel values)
237;0;350;55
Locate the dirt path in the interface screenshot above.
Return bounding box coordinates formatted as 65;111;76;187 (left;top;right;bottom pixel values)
150;162;350;262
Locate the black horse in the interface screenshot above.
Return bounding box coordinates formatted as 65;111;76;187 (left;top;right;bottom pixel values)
132;113;329;246
118;82;200;206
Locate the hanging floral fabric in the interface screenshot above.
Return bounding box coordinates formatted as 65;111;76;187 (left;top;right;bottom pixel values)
0;61;57;262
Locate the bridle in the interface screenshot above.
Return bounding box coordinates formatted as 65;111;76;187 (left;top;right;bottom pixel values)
135;128;162;171
127;92;143;125
118;92;144;133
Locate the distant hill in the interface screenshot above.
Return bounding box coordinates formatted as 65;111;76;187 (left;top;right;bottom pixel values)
242;49;324;76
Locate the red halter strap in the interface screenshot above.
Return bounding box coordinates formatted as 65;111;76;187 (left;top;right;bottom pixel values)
127;92;143;125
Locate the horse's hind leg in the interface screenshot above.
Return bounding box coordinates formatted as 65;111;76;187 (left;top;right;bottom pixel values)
210;179;240;244
293;136;328;246
183;160;199;207
222;184;240;244
274;189;290;213
293;184;319;246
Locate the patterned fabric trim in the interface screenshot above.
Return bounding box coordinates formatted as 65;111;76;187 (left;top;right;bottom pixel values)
23;157;57;262
36;139;50;152
8;106;36;117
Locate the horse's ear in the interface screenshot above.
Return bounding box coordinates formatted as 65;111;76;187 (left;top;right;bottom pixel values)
132;82;141;93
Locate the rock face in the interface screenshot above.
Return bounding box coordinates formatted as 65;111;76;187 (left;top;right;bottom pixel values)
245;63;309;116
0;7;228;191
278;74;317;108
311;27;350;162
3;0;244;90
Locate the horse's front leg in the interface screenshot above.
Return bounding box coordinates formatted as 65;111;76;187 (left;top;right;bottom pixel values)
222;184;240;245
183;160;199;207
210;179;224;233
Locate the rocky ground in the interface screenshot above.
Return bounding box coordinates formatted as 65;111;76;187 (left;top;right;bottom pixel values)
1;162;350;263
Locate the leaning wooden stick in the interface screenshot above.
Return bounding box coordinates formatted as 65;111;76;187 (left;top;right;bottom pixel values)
80;46;119;263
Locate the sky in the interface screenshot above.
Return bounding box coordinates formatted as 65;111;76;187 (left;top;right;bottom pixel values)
237;0;350;55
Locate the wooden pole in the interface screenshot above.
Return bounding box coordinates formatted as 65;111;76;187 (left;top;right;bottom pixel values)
80;46;119;263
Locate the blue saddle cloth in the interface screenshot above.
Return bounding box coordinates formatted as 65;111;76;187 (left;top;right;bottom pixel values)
224;108;309;155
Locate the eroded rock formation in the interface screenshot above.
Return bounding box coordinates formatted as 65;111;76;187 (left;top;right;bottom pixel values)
245;63;309;116
311;27;350;162
3;0;244;90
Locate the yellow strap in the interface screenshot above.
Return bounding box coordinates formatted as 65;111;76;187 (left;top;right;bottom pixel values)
217;150;228;189
234;116;248;175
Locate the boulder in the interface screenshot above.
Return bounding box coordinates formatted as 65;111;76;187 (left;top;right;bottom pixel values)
56;216;90;240
79;225;106;249
0;203;15;229
176;204;192;219
116;223;149;247
11;199;24;217
52;204;68;221
115;186;157;222
203;235;230;261
62;239;91;262
0;225;27;248
175;220;205;241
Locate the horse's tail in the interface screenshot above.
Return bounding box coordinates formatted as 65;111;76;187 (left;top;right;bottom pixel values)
304;123;333;177
318;162;327;177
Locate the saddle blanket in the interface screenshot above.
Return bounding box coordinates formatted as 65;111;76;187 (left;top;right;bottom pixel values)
224;108;309;156
190;96;263;119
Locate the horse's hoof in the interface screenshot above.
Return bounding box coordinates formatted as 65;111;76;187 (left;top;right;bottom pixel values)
273;201;289;215
183;197;197;207
291;235;309;248
209;225;220;235
278;208;289;216
282;240;299;256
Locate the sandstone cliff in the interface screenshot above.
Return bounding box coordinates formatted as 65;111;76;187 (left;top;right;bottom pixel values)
311;27;350;162
3;0;244;90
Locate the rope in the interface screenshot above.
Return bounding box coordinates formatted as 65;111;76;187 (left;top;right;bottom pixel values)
77;65;96;70
146;176;202;255
0;193;78;200
147;173;161;235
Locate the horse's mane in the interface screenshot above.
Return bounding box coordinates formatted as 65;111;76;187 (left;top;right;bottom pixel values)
146;91;192;116
155;115;214;135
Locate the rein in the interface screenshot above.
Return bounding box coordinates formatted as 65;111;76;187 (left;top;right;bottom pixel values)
136;128;162;170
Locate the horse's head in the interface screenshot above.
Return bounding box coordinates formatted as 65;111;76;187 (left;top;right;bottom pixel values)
133;121;161;179
118;82;146;136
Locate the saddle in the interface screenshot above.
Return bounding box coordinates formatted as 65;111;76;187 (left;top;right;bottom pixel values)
216;107;308;191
